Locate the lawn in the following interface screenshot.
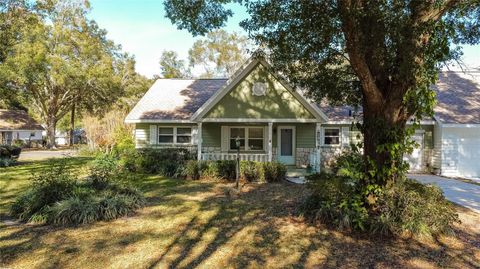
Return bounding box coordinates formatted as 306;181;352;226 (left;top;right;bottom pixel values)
1;158;479;269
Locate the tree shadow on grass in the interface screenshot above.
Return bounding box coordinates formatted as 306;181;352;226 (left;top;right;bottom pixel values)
1;179;479;269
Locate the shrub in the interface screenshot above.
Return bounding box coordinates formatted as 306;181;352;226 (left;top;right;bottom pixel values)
0;157;16;167
240;161;262;182
333;150;364;180
137;148;194;176
11;159;77;221
51;196;99;225
0;145;21;159
216;160;236;180
11;157;145;226
262;162;287;182
302;172;368;231
201;161;220;179
184;160;201;180
86;154;119;189
182;160;287;182
374;179;460;236
302;172;460;236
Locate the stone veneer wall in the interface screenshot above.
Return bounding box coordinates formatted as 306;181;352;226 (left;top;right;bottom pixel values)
319;146;345;170
295;147;316;168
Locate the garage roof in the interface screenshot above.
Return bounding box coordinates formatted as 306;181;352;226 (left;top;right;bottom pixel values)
434;71;480;124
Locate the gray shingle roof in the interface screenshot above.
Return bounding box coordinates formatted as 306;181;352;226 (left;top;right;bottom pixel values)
126;79;227;121
126;71;480;124
433;71;480;124
0;110;44;130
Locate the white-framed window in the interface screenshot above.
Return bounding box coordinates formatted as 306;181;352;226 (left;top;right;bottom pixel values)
229;126;264;151
323;128;340;145
158;127;192;144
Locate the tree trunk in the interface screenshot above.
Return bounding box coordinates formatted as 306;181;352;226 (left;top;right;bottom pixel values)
362;97;408;186
46;115;57;149
69;104;75;146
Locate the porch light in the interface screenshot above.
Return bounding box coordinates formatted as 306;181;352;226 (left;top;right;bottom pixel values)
235;136;241;149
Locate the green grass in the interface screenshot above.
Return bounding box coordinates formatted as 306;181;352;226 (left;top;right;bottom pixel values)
1;157;479;269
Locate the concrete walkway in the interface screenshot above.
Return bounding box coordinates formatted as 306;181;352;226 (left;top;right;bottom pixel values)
409;174;480;213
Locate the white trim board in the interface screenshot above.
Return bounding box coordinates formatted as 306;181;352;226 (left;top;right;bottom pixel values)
125;119;195;124
201;118;319;123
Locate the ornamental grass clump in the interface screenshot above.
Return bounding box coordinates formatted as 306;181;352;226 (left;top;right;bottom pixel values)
11;157;145;226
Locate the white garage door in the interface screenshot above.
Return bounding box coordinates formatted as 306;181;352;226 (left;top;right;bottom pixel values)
443;128;480;178
457;137;480;178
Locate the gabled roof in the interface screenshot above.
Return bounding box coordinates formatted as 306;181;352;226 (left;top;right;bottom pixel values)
0;110;44;131
433;71;480;124
125;79;227;123
126;55;328;123
192;56;328;121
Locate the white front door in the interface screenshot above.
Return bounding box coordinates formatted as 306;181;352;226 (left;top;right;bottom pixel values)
277;126;295;165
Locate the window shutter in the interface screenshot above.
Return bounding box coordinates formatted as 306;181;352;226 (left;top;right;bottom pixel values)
149;125;157;145
191;126;198;145
320;127;325;146
342;127;350;147
221;126;229;152
263;126;268;151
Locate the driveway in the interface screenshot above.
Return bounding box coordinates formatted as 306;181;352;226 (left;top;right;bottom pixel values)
19;149;77;161
409;174;480;213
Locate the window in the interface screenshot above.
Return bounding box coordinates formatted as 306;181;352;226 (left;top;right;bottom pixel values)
229;127;264;151
324;128;340;145
176;127;192;144
158;127;174;143
158;127;192;144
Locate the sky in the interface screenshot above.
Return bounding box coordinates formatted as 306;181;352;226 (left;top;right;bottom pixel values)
88;0;480;78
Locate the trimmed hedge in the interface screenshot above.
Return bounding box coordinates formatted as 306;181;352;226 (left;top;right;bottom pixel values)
135;148;194;176
183;160;286;182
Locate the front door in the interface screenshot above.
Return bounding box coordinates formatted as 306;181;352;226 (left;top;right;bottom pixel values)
277;126;295;165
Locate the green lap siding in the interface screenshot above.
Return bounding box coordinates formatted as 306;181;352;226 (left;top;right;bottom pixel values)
134;123;150;147
135;122;316;149
204;63;315;119
202;123;221;147
272;123;316;148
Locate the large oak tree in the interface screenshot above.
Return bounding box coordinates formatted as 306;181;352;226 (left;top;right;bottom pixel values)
4;0;125;147
165;0;480;184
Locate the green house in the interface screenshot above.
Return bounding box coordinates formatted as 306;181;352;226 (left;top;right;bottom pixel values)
126;54;443;173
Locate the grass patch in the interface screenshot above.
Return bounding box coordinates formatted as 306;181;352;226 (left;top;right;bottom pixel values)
1;158;479;268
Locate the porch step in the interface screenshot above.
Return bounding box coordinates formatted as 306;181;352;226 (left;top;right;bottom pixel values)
286;168;309;178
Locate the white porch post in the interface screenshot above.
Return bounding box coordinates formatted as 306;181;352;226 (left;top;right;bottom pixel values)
197;122;203;160
316;123;322;172
268;122;273;161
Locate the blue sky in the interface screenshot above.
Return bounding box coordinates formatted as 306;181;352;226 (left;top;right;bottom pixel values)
88;0;480;78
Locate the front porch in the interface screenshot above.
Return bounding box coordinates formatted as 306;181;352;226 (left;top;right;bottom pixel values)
196;121;321;170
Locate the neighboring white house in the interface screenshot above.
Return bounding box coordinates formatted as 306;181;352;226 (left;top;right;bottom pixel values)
125;53;480;178
0;110;44;145
430;71;480;178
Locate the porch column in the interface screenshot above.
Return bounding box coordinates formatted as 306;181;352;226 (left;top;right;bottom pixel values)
197;122;203;160
316;123;322;172
268;122;273;161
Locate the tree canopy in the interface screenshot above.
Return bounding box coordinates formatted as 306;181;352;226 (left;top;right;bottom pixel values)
159;50;190;78
1;0;151;147
188;29;251;78
165;0;480;184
